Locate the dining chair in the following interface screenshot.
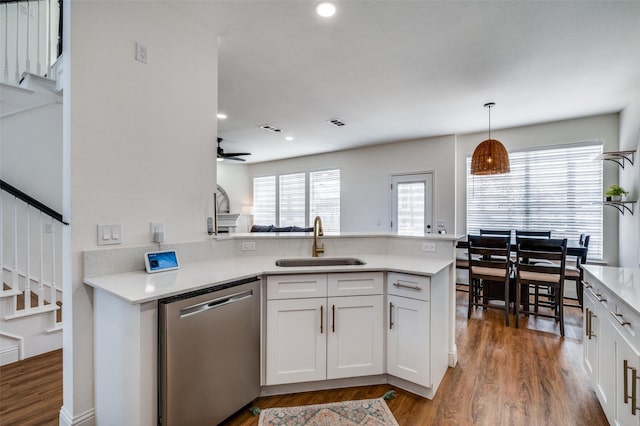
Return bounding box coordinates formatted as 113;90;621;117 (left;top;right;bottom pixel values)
467;235;512;326
515;230;551;239
456;251;471;293
480;229;512;237
564;234;590;308
516;230;553;265
514;238;568;336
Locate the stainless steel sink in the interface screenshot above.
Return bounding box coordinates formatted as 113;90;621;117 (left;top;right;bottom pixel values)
275;257;366;267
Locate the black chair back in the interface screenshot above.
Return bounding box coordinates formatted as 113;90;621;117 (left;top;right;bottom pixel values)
479;229;512;238
515;230;551;239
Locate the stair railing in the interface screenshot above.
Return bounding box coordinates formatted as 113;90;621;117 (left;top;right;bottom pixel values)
1;179;66;329
0;0;62;85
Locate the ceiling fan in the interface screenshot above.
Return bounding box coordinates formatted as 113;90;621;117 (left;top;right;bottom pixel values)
217;138;251;162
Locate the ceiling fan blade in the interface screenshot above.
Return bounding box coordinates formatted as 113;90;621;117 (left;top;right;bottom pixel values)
222;152;251;157
216;137;251;160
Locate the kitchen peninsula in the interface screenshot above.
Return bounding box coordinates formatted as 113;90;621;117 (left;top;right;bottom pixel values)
84;233;460;425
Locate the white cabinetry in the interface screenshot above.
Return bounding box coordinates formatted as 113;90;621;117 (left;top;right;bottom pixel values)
386;271;449;398
583;269;640;425
265;272;383;386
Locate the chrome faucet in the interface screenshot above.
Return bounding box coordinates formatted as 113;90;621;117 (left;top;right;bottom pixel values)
312;216;324;257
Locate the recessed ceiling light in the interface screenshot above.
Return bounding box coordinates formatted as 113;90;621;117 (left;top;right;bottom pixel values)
217;113;227;119
285;136;294;141
315;1;336;17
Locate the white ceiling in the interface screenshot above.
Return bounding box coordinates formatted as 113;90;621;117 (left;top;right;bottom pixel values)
172;1;640;164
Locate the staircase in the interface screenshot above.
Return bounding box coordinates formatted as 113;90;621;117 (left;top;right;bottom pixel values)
0;182;64;366
1;0;64;366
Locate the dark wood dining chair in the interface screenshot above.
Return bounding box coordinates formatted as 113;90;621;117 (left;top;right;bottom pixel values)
456;251;471;293
467;235;512;326
514;238;568;336
515;230;551;239
480;229;512;237
564;234;590;308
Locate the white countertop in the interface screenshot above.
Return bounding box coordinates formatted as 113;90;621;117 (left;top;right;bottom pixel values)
84;254;453;304
583;265;640;315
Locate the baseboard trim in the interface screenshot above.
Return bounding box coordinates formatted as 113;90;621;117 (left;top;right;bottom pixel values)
59;406;95;426
0;344;20;365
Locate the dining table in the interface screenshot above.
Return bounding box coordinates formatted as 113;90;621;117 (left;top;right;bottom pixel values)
456;237;588;259
456;236;589;306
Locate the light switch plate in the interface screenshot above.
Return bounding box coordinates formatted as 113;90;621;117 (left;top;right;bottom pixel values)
97;224;122;245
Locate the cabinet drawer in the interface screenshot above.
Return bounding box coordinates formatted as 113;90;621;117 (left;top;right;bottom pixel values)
608;297;640;353
328;272;383;297
387;272;430;301
267;274;328;300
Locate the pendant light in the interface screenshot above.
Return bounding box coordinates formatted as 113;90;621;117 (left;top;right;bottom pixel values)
471;102;510;175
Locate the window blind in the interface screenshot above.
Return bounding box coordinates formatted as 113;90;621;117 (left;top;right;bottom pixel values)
310;169;341;232
466;142;603;260
253;175;276;226
279;173;306;227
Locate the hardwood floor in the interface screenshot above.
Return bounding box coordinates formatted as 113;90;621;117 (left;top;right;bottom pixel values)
0;349;61;426
227;292;607;425
0;293;607;425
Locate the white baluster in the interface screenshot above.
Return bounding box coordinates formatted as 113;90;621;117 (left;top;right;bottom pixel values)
51;217;58;323
3;4;9;83
12;197;18;293
38;212;44;307
36;0;41;75
14;2;19;83
25;204;31;310
45;0;50;75
25;0;31;74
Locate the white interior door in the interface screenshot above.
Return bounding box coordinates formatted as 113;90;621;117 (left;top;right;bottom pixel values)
391;173;433;234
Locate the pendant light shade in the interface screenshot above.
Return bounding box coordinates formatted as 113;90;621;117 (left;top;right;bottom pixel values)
471;103;510;175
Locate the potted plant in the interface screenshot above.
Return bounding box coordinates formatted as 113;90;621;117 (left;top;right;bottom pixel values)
605;184;628;202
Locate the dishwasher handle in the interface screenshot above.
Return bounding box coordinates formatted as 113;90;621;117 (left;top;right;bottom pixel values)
179;290;253;318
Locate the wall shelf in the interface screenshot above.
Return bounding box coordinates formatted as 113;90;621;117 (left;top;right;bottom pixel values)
597;150;635;168
603;200;636;215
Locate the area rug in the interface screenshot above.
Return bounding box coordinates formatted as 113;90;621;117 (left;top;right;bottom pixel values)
258;397;399;426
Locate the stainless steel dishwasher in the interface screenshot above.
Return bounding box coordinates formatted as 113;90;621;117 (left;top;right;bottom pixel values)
158;277;261;425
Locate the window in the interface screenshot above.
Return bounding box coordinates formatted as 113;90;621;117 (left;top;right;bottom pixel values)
253;169;340;231
253;176;276;226
279;173;306;227
310;169;341;233
466;142;603;259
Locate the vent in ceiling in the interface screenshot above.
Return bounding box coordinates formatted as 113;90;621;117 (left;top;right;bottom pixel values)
260;124;281;133
328;118;346;127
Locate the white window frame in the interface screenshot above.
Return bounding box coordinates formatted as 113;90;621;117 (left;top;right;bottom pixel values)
252;168;341;231
466;141;603;260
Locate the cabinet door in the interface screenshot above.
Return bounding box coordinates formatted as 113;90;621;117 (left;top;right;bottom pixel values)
326;295;383;379
265;298;327;385
614;320;640;426
387;294;430;387
583;289;599;382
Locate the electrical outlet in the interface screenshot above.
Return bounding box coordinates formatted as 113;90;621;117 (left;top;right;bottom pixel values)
150;222;164;242
135;42;148;64
422;242;436;252
242;241;256;251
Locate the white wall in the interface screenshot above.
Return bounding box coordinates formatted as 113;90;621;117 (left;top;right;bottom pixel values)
64;2;217;423
618;85;640;268
217;162;252;232
456;113;620;264
1;102;63;211
248;136;457;233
